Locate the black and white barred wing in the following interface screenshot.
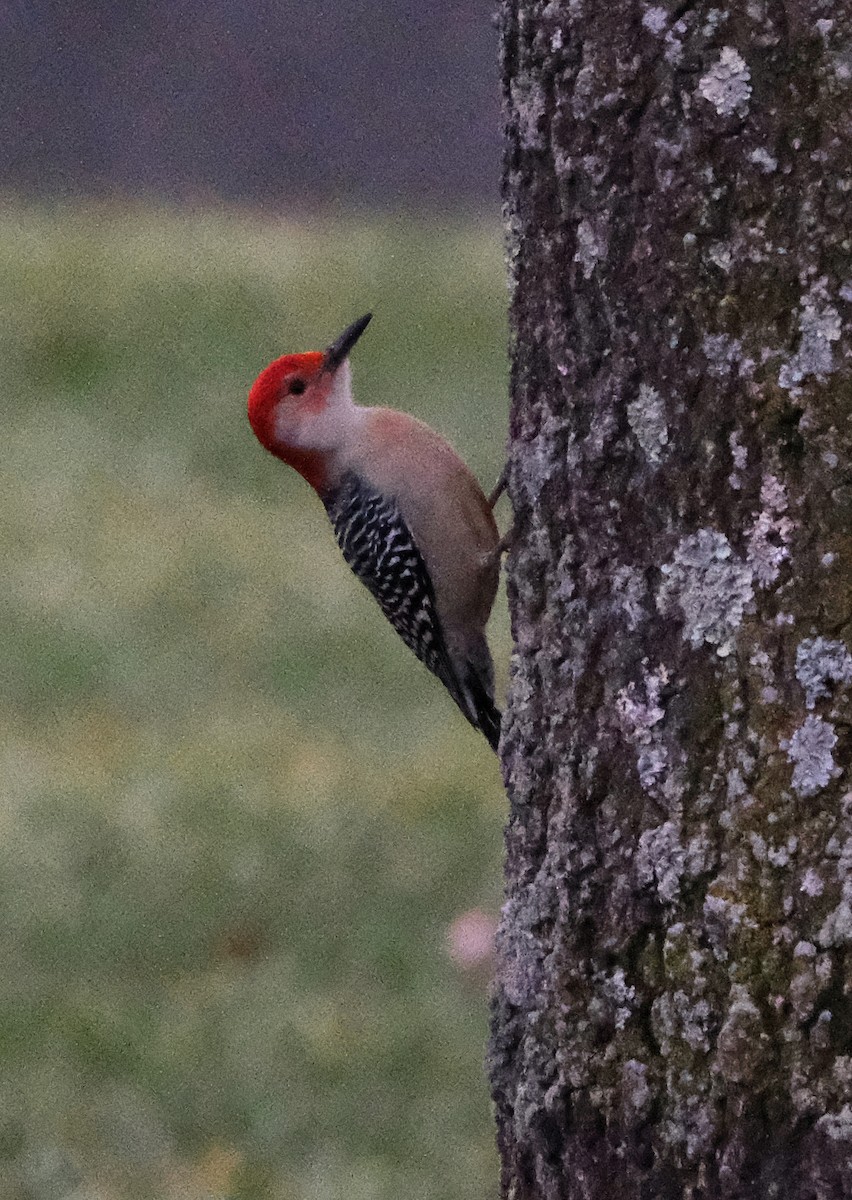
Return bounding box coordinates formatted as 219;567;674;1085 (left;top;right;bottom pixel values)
323;473;460;693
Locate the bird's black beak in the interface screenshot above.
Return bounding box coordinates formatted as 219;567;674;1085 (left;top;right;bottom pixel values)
323;313;372;372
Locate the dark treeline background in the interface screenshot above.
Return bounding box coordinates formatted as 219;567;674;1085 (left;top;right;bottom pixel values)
2;0;500;210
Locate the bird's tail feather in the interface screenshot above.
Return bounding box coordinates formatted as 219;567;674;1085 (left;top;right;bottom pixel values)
460;666;502;753
435;635;501;753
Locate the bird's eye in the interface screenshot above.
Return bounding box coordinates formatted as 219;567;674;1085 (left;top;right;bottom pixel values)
289;378;306;396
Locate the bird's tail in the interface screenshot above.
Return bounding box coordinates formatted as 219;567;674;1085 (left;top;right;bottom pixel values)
443;635;501;753
462;666;502;752
435;633;502;753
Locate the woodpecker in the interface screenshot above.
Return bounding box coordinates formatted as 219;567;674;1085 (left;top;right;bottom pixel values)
247;313;502;751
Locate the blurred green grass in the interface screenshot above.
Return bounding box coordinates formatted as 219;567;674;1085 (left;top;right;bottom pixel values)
0;202;509;1199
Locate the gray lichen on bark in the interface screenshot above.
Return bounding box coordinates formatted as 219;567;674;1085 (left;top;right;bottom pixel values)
491;1;852;1196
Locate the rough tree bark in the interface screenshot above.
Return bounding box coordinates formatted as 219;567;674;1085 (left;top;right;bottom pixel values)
490;2;852;1197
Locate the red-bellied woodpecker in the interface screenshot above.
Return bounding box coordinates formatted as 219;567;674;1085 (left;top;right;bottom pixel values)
247;313;502;751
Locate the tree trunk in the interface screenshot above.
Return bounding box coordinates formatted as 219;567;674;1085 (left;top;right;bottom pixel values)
490;2;852;1196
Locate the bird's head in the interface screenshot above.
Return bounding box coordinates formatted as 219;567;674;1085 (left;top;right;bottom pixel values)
247;313;372;490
